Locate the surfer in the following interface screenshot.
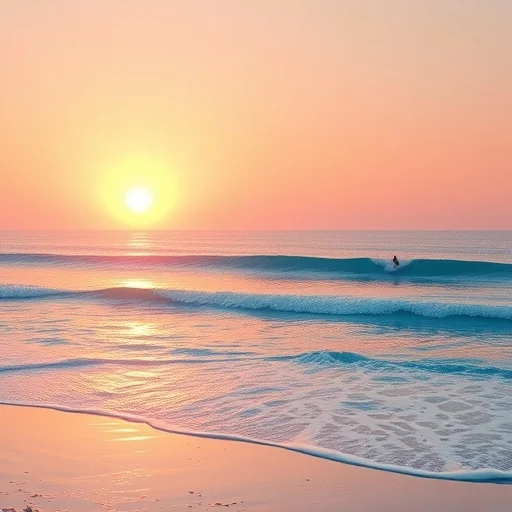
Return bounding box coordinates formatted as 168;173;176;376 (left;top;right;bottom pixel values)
392;255;399;267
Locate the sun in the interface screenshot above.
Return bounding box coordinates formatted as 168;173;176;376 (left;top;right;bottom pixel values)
125;187;153;213
100;155;178;226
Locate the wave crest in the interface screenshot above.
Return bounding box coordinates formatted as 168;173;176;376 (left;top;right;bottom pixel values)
2;285;511;321
274;350;512;379
157;289;512;321
0;284;63;299
1;253;510;281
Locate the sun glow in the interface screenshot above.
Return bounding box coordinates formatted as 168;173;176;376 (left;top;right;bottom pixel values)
125;187;153;213
100;156;177;227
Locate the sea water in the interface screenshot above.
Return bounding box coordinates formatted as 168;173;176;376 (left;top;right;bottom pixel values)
0;231;511;481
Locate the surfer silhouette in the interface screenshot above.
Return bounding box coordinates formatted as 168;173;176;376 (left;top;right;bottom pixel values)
392;255;399;267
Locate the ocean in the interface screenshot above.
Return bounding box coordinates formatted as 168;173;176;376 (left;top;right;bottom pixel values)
1;230;511;482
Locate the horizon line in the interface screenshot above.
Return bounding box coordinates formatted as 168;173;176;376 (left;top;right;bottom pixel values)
1;228;511;233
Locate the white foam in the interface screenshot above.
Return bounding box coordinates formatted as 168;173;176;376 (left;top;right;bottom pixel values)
371;258;411;272
157;289;512;319
0;284;62;299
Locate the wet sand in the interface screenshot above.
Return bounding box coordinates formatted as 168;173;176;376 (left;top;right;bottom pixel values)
0;404;510;512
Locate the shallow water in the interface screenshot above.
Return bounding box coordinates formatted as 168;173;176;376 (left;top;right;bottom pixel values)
1;230;511;481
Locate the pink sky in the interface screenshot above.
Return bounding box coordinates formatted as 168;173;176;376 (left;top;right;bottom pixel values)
1;0;510;230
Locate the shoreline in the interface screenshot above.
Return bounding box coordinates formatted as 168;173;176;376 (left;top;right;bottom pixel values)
1;401;509;484
1;404;511;512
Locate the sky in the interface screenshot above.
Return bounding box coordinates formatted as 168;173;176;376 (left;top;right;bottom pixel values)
1;0;510;230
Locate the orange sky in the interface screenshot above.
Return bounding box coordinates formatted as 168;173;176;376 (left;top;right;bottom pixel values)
1;0;510;230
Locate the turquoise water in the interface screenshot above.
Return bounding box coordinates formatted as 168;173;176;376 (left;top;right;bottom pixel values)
1;231;511;481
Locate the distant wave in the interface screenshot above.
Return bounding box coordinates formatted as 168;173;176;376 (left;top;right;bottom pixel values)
2;284;511;321
1;253;511;282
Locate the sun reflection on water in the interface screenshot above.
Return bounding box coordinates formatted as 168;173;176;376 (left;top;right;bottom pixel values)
126;232;153;255
124;321;156;338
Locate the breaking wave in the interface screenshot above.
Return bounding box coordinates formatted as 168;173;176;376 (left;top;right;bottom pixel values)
1;253;511;282
2;285;511;321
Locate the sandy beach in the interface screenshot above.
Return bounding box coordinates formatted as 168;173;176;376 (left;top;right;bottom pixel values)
0;404;510;512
